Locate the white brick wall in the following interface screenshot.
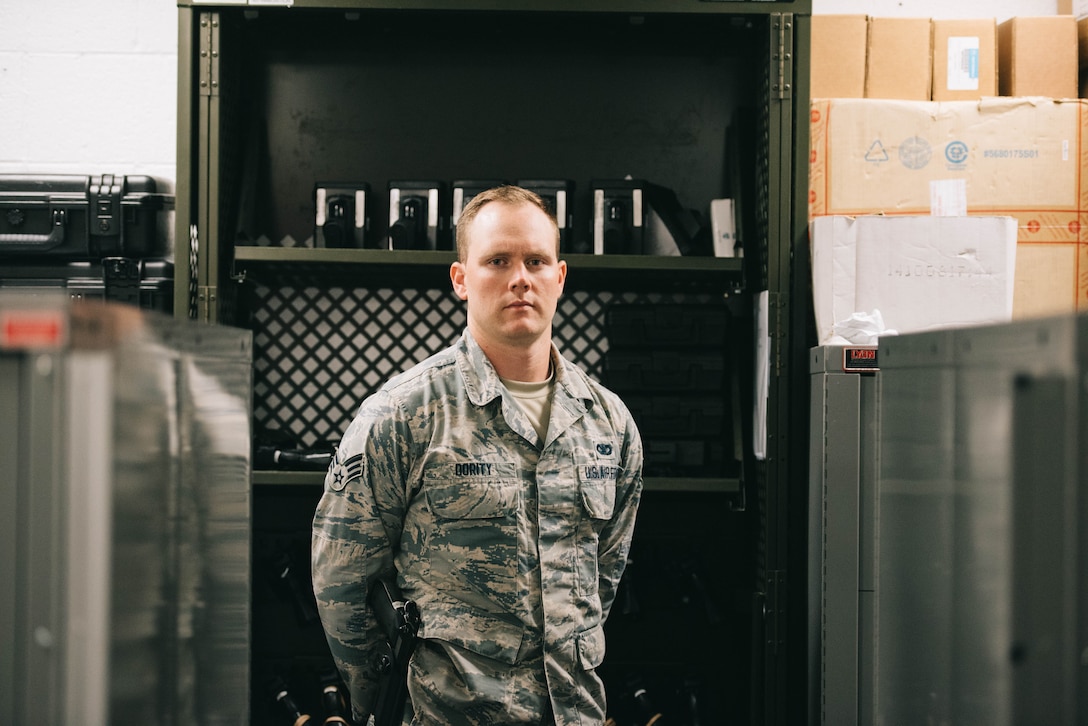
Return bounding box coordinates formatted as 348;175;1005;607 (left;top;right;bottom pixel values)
0;0;177;189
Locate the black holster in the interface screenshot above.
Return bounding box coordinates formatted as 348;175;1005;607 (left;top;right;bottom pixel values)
367;574;421;726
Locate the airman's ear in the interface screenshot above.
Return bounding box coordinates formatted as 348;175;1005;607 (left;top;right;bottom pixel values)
450;261;469;301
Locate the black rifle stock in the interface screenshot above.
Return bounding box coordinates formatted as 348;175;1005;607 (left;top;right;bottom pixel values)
367;574;421;726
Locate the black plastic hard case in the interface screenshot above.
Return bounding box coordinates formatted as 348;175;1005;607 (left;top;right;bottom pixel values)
0;174;172;260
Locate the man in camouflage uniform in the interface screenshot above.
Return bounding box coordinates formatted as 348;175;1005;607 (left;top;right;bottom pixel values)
312;185;644;725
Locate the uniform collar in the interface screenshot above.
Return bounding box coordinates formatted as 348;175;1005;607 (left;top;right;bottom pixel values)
456;329;594;410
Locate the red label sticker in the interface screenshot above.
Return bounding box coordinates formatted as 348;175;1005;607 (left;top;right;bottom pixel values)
842;346;878;372
0;310;67;349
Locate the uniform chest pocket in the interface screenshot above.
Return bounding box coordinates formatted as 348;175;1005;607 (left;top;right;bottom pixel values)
577;460;618;520
424;463;520;520
419;462;522;611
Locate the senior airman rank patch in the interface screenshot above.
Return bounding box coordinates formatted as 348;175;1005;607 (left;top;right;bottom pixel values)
327;453;363;491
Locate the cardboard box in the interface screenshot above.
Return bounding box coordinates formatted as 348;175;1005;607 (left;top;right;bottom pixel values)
998;16;1078;98
810;215;1017;345
866;17;932;100
811;14;868;99
809;97;1088;320
1058;0;1088;20
931;18;998;101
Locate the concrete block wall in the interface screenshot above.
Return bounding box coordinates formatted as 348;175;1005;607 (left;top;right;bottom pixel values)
0;0;176;187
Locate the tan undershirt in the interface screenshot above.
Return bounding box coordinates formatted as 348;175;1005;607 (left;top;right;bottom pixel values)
500;370;555;443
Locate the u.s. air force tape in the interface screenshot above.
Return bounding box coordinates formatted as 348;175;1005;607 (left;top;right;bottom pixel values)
327;453;363;491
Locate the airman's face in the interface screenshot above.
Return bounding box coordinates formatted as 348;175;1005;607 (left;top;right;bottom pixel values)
450;201;566;350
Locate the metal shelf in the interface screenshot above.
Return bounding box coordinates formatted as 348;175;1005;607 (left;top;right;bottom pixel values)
236;246;740;270
178;0;810;715
233;247;745;291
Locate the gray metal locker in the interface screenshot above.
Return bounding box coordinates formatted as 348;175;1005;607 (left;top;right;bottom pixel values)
175;2;815;721
807;344;879;726
876;315;1088;726
1009;370;1087;726
0;293;252;725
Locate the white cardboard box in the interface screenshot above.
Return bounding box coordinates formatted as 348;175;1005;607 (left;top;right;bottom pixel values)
810;215;1017;345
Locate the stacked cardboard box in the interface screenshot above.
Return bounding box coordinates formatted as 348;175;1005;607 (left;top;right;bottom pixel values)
1058;0;1088;20
932;18;998;101
810;15;868;99
810;215;1017;344
998;16;1078;98
865;17;932;100
809;15;1086;335
809;97;1088;320
810;15;1079;101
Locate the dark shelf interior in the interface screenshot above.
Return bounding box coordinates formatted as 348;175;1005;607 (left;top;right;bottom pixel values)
223;7;767;253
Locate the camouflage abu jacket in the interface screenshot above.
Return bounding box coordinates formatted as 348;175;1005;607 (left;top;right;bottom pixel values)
312;329;643;725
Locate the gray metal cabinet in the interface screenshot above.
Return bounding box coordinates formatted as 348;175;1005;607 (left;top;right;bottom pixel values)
807;345;879;726
0;294;252;725
875;317;1088;726
174;3;812;723
810;319;1088;725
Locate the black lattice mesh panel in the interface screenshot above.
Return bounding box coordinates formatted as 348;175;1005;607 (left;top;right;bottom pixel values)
250;283;720;449
252;285;461;448
552;292;609;379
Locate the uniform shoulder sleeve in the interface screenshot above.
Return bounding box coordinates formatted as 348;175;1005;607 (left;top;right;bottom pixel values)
311;388;415;722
